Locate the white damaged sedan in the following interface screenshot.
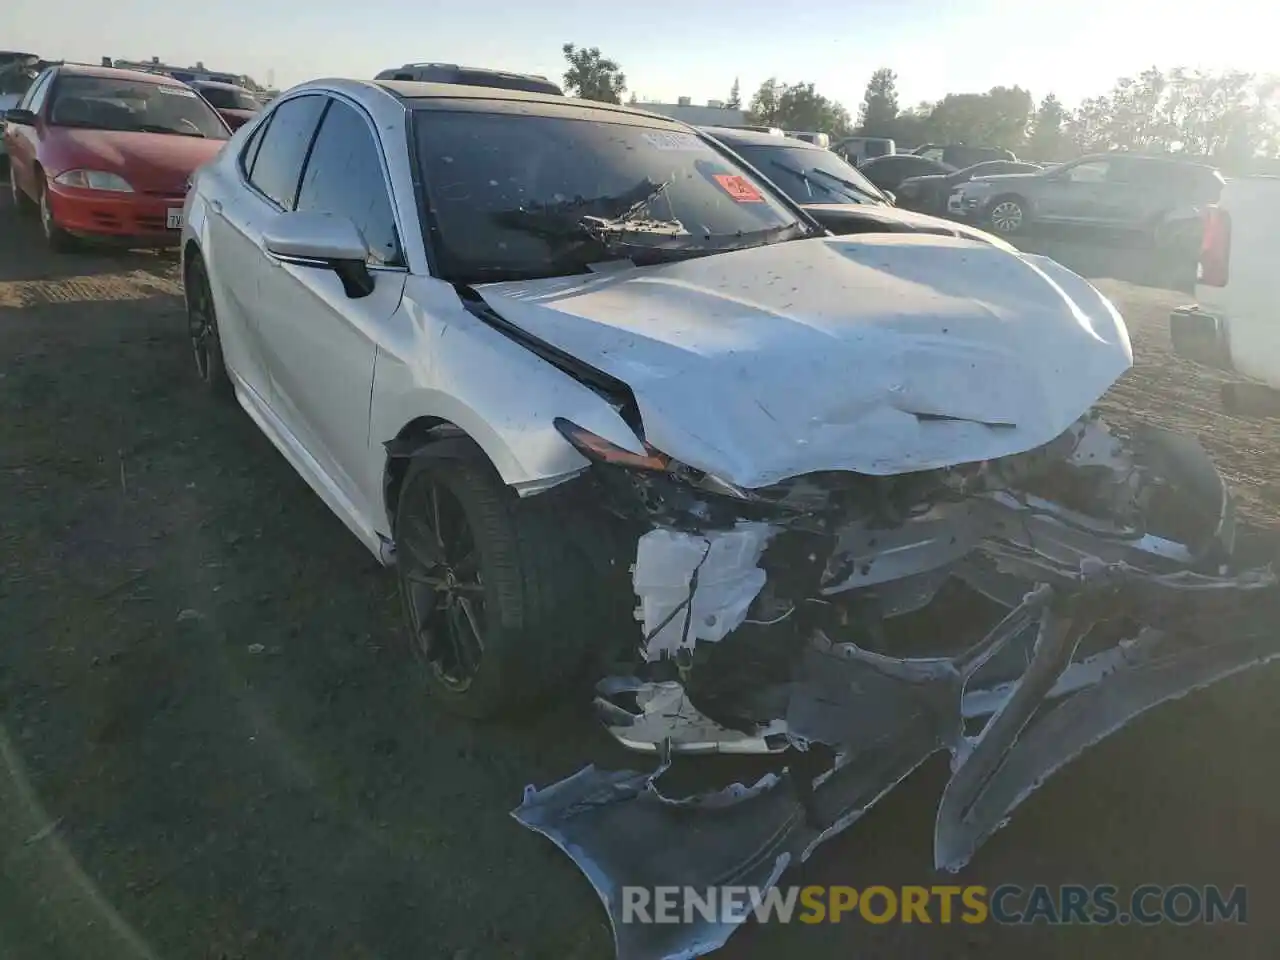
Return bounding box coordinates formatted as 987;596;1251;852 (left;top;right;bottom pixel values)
181;78;1280;960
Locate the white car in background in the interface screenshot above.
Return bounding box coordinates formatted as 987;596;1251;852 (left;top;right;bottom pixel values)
180;76;1278;960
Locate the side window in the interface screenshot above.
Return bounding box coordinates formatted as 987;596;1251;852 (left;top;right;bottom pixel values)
239;115;270;178
294;99;402;266
24;70;55;113
1105;159;1141;184
247;94;327;209
918;147;945;163
1065;160;1109;183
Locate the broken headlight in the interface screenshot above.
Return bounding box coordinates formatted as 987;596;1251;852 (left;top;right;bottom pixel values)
554;418;755;501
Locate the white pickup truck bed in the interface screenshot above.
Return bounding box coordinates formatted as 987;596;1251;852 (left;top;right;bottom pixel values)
1170;176;1280;403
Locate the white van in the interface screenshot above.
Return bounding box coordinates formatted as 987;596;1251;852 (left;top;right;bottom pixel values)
832;136;896;165
784;130;830;149
1169;176;1280;411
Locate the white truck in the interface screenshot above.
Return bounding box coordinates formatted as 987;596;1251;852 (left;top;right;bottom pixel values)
1170;176;1280;413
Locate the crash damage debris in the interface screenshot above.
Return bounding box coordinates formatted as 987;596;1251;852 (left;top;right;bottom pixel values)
515;560;1280;960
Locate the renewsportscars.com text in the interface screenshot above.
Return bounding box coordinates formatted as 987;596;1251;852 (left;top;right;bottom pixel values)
621;884;1247;926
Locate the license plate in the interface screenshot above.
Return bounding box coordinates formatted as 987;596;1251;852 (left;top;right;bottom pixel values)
166;208;184;229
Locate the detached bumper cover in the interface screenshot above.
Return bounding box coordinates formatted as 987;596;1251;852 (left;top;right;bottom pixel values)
514;558;1279;960
1169;305;1232;371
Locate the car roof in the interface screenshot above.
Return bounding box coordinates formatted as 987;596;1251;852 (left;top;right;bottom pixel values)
699;125;816;149
375;79;682;124
55;63;188;86
189;79;249;92
1081;151;1217;171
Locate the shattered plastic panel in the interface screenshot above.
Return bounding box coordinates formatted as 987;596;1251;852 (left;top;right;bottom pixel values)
514;561;1280;960
632;523;775;661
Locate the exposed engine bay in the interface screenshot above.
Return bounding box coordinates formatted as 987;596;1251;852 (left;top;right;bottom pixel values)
513;411;1280;960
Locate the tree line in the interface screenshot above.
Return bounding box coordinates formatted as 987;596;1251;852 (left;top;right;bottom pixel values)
559;44;1280;172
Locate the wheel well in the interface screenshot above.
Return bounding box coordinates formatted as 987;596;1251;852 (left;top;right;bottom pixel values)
991;192;1026;208
381;417;467;530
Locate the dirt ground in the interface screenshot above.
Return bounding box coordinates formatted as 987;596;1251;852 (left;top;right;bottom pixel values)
3;183;1280;960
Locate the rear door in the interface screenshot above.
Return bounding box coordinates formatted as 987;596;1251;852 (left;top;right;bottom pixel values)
252;94;407;515
206;93;328;405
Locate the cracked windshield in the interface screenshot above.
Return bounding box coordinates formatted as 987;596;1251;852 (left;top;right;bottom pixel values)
3;2;1279;958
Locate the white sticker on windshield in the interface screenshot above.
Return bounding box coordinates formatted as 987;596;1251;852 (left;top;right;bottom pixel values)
158;86;198;97
642;131;703;152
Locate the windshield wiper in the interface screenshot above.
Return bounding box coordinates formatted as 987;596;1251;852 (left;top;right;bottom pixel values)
136;123;206;138
805;166;885;204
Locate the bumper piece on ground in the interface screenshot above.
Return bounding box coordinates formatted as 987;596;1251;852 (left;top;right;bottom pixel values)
1169;305;1232;370
514;559;1279;960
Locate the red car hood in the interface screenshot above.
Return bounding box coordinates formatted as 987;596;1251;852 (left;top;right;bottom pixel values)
43;128;225;194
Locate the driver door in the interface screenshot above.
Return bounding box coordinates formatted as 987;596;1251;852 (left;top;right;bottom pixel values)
251;95;407;520
1036;158;1111;223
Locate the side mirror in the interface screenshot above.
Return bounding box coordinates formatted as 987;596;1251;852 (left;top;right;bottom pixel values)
882;190;896;206
263;211;375;298
5;108;36;126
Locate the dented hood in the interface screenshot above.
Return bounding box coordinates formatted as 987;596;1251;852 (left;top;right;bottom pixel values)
475;235;1133;488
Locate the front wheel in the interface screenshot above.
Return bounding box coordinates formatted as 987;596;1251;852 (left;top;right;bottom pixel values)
394;438;598;718
987;196;1027;235
38;176;76;252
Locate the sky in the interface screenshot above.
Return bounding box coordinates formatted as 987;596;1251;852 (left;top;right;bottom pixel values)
8;0;1276;112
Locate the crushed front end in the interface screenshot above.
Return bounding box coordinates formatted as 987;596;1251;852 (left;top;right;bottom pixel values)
513;413;1280;960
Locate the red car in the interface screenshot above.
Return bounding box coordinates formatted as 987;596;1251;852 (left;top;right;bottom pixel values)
188;79;262;131
3;63;231;251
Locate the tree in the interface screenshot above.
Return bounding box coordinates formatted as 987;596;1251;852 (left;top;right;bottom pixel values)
726;77;741;110
858;68;899;137
922;86;1033;151
1026;94;1071;160
748;78;852;134
561;43;626;103
748;77;782;126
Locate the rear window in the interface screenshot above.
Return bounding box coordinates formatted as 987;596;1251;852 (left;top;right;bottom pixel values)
48;75;230;139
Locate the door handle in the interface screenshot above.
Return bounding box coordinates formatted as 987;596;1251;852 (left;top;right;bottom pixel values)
210;199;223;213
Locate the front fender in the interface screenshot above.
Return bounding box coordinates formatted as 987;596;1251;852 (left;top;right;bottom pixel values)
365;278;646;528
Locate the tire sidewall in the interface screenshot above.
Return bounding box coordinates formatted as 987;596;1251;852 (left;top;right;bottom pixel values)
185;254;230;394
38;176;73;252
394;446;513;717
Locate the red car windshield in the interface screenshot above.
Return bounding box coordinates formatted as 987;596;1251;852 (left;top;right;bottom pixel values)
47;75;230;140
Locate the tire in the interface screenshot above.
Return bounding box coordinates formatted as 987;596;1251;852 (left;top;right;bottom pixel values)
184;252;232;396
394;438;599;718
987;195;1027;235
9;167;35;216
37;174;76;252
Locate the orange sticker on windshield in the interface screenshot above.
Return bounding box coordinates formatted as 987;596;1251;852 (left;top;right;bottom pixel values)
713;174;764;203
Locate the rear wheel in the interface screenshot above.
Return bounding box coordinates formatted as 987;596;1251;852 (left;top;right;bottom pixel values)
394;438;599;718
987;196;1027;235
37;175;76;252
